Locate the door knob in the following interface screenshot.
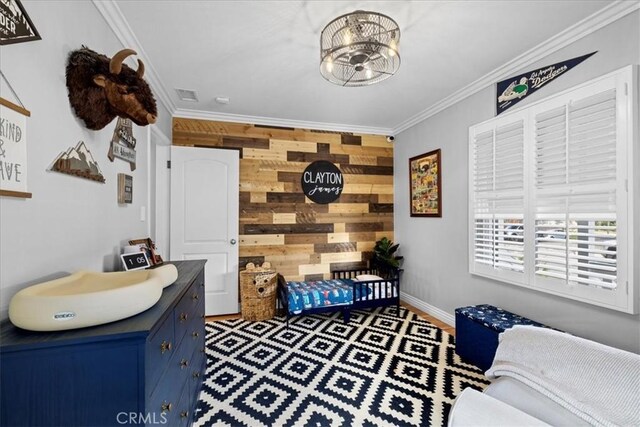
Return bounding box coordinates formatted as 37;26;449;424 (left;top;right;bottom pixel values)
230;239;237;245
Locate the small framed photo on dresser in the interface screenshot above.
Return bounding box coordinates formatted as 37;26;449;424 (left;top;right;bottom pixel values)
129;238;163;266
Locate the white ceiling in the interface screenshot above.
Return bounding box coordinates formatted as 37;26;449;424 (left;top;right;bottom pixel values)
114;0;614;133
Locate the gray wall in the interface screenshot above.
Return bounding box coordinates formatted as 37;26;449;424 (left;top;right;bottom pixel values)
394;11;640;352
0;1;170;316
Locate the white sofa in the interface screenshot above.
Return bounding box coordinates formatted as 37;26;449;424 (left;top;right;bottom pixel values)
448;326;640;427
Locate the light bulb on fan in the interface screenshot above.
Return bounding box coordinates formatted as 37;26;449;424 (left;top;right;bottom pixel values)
365;68;372;79
388;39;397;57
326;57;333;73
344;29;352;44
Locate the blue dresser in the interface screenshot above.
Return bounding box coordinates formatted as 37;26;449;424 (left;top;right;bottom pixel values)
0;260;207;427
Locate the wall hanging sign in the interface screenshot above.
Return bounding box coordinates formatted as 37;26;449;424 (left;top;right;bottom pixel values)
301;160;343;204
0;0;41;45
0;97;31;198
496;51;597;115
109;118;136;171
117;173;132;204
410;149;441;217
49;141;105;183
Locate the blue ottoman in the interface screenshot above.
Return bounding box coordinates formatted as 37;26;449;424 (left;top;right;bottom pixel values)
455;304;547;371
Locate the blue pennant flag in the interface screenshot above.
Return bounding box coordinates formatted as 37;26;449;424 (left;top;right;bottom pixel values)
496;51;597;115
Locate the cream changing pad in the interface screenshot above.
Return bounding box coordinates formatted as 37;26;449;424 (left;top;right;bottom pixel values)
9;264;178;331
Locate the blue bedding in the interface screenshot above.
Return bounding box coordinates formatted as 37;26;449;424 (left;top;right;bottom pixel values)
286;279;371;314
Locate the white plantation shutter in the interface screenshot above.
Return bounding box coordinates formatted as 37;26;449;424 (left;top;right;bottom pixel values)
533;88;620;292
469;66;636;314
471;116;525;279
534;192;617;287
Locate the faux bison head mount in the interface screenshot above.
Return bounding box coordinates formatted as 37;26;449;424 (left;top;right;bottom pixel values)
66;47;157;130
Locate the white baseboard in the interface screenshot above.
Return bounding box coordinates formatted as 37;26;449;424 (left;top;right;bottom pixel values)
400;292;455;327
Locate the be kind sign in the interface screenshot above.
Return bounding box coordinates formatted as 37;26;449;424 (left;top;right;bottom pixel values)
301;160;343;204
0;98;30;198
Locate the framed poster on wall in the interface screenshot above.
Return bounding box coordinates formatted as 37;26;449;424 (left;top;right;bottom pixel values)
117;173;133;204
0;0;41;45
409;148;441;217
0;97;31;198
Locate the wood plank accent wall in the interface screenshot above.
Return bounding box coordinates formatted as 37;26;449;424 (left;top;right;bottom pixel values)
173;118;394;281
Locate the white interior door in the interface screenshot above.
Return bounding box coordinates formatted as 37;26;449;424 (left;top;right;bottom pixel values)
170;146;239;315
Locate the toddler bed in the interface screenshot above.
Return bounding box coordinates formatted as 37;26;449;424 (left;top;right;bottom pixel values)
277;267;400;324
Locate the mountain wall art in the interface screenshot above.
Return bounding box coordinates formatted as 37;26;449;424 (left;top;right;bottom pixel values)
49;141;105;183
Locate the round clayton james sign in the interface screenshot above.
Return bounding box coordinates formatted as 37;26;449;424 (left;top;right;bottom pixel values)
301;160;344;204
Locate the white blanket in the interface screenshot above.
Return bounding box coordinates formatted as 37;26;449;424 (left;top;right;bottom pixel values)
485;326;640;427
448;388;551;427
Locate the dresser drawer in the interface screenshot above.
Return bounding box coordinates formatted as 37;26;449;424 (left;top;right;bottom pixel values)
188;318;205;358
176;379;194;427
184;325;204;359
146;312;175;396
147;379;185;427
148;336;192;417
174;283;203;346
187;299;205;339
183;273;204;313
189;333;206;400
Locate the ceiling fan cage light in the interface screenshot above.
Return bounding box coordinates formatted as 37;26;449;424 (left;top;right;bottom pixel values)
320;10;401;87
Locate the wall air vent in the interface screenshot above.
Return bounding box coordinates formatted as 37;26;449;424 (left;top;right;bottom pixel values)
310;129;353;135
253;124;295;131
175;88;198;102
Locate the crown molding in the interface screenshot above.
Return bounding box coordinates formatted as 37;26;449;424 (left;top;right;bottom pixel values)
173;108;394;136
150;124;172;146
93;0;176;116
94;0;637;138
392;0;640;134
93;0;392;136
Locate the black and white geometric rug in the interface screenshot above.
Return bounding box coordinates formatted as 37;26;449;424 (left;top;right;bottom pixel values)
194;306;489;427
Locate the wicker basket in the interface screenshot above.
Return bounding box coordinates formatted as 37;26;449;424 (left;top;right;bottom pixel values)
240;263;277;321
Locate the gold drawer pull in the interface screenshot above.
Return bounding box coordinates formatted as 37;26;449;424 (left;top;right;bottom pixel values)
161;402;172;413
192;331;199;338
192;293;199;301
180;358;189;369
180;411;189;419
192;372;200;379
160;341;172;354
179;313;188;322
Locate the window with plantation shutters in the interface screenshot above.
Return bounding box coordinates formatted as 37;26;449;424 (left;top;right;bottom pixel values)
469;66;637;314
533;89;618;290
471;116;526;280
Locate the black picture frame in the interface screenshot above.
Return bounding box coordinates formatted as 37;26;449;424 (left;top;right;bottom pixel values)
0;0;41;46
409;148;442;217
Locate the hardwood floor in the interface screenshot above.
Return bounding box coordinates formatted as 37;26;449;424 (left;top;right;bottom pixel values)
206;313;242;322
205;301;456;335
400;301;456;335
